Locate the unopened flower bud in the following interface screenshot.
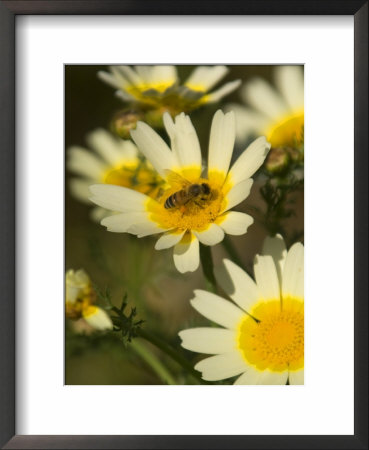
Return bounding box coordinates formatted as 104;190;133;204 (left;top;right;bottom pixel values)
265;147;290;174
286;146;304;163
111;109;145;139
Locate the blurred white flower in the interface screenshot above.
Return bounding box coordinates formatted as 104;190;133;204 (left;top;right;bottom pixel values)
66;269;113;331
67;128;164;221
228;66;304;149
98;65;241;113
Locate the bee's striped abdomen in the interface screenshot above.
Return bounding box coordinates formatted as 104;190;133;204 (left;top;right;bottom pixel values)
164;194;178;209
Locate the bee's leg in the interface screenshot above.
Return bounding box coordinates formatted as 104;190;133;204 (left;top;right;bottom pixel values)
194;200;204;209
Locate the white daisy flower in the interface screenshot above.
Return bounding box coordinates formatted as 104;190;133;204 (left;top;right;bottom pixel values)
98;65;241;113
89;110;270;273
179;235;304;384
228;66;304;149
67;128;164;221
66;269;113;331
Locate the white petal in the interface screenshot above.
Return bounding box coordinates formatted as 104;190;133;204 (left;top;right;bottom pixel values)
185;66;228;91
178;328;236;354
163;112;202;173
262;234;287;287
90;206;109;223
215;259;259;311
191;289;245;329
228;104;269;143
173;235;199;273
242;77;288;120
235;367;288;385
86;128;138;165
131;121;176;176
101;212;150;232
149;65;178;85
223;179;253;212
97;70;122;89
83;307;113;331
274;66;304;111
129;221;170;238
115;89;136;102
109;66;131;88
282;242;304;299
217;212;254;236
208;110;235;182
89;184;148;213
195;351;247;381
228;137;270;185
69;178;91;203
193;223;224;246
155;230;185;250
67;146;106;180
254;255;281;302
234;366;262;384
206;79;241;102
289;369;304;385
258;370;288;385
66;269;89;303
133;65;151;83
116;65;143;85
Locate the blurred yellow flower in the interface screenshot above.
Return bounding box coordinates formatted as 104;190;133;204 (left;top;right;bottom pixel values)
66;269;113;331
228;66;304;149
67;128;164;221
98;65;241;118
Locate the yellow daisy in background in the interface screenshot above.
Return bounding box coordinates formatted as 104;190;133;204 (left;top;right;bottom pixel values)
179;235;304;384
67;128;164;221
228;66;304;149
90;110;270;273
98;65;241;114
66;269;113;331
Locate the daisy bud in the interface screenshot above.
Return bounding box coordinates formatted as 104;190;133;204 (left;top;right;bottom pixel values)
111;108;145;139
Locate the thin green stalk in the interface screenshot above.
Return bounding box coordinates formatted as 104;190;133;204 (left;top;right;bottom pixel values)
130;338;176;385
199;244;217;293
137;328;211;385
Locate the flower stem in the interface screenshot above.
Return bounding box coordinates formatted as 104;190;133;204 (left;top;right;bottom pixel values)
130;338;177;385
199;244;217;293
137;328;211;385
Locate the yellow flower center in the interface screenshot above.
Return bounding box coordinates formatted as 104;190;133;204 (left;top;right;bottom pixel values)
127;81;175;96
147;170;228;232
266;110;304;148
65;284;96;320
125;82;210;114
103;159;164;199
82;305;98;318
238;298;304;372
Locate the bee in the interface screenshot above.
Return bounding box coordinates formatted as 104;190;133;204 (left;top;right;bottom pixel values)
163;170;211;210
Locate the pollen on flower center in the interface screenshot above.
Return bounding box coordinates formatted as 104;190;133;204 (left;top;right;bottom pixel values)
267;111;304;148
238;298;304;372
147;177;226;231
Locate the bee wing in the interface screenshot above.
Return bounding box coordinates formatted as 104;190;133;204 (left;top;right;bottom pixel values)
164;169;191;188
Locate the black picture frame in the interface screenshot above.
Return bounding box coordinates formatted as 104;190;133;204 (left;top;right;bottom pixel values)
0;1;367;449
